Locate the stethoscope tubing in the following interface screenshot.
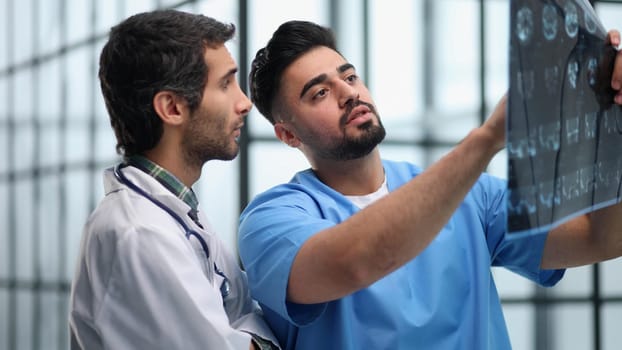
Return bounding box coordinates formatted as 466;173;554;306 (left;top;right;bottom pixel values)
112;164;230;298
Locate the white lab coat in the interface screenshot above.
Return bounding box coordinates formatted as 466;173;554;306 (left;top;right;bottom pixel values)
69;166;279;349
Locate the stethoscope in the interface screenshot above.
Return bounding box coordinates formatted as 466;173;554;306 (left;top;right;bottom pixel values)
113;163;231;301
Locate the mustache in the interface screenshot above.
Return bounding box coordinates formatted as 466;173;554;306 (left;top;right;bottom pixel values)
339;100;378;125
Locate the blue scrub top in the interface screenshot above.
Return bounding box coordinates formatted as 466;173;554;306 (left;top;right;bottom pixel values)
239;160;564;350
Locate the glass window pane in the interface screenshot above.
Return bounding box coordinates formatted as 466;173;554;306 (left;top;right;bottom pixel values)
95;124;117;163
0;126;7;173
0;182;8;278
247;111;274;137
16;179;34;280
37;59;62;122
596;3;622;31
39;176;60;283
249;0;328;47
40;127;61;169
433;0;479;114
550;265;592;297
95;0;120;35
0;290;7;350
195;159;240;254
65;47;91;121
66;0;92;44
197;1;237;24
503;304;534;350
485;0;509;108
428;110;480;144
0;0;7;69
488;149;508;179
64;170;91;281
14;124;35;173
602;258;622;295
13;70;33;121
39;0;62;56
66;123;90;163
16;291;34;350
377;144;425;166
494;266;535;298
249;142;309;197
603;304;622;350
124;0;156;18
39;291;62;350
550;304;593;350
0;79;6;120
59;293;70;349
13;0;34;63
370;0;424;141
334;0;366;73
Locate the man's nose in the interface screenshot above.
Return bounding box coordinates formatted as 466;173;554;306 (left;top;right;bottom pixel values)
337;80;359;108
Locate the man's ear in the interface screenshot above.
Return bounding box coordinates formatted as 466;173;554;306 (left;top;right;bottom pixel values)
153;91;187;126
274;123;301;148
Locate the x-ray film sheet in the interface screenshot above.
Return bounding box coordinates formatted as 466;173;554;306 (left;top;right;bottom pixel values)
508;0;622;237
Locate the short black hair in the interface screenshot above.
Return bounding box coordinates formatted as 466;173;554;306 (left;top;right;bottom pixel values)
99;9;235;158
249;20;338;124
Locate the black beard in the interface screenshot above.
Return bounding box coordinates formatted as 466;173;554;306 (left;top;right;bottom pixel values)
324;117;386;161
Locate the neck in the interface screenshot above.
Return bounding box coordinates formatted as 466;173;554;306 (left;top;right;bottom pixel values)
310;148;384;195
143;147;201;188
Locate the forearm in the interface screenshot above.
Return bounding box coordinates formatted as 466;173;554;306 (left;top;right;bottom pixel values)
543;202;622;269
347;127;500;272
288;126;502;303
590;202;622;257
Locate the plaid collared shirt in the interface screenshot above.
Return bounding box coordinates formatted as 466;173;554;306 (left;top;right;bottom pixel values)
126;155;201;225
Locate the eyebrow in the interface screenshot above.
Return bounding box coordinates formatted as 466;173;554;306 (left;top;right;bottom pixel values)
218;67;238;83
299;63;355;98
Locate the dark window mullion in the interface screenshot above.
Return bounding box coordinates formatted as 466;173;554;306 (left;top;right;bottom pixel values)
6;1;17;350
57;1;69;349
32;0;42;349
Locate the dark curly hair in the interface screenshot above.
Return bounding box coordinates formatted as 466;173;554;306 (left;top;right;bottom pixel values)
249;20;339;124
99;9;235;158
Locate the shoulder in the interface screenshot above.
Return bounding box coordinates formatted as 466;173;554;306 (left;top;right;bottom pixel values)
381;159;423;190
239;169;351;235
243;168;331;211
83;185;186;264
241;181;325;223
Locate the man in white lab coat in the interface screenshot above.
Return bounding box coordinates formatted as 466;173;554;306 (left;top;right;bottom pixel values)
68;9;279;350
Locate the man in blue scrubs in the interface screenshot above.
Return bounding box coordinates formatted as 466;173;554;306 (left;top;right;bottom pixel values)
239;20;622;349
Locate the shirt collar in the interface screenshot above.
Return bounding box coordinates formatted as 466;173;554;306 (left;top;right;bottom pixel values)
126;155;199;211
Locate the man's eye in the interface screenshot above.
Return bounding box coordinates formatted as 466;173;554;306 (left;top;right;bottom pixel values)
313;89;328;100
346;74;358;83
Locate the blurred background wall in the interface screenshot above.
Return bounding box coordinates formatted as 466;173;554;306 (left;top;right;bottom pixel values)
1;0;622;349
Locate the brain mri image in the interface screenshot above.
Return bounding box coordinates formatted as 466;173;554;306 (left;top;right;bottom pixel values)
517;7;535;43
542;4;559;41
508;0;622;236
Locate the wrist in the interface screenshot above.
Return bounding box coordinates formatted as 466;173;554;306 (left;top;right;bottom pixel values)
463;127;503;161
